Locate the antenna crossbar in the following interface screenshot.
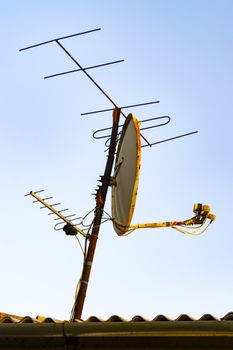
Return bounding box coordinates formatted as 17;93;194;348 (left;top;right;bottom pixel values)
44;59;125;79
19;28;101;51
81;100;160;116
141;130;198;148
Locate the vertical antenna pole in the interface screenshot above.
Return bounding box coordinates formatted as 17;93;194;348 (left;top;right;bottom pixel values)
71;108;121;321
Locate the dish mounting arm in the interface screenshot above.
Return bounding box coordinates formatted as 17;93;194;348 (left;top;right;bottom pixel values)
128;203;215;235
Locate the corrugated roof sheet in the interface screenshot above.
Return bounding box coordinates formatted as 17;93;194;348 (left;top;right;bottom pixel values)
1;312;233;350
1;311;233;323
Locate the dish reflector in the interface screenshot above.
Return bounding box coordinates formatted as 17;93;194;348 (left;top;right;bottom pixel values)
112;114;141;235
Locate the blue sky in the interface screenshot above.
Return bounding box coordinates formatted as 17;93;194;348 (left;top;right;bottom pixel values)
1;0;233;320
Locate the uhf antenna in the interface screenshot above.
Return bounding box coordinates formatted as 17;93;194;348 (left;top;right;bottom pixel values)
24;190;89;237
21;27;214;321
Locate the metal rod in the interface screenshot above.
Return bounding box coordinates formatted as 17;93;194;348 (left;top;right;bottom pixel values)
40;202;61;208
32;196;53;203
93;116;170;140
44;60;125;79
48;209;68;215
19;28;101;51
54;214;76;221
24;189;44;196
81;100;160;116
70;108;121;321
141;131;198;148
140;116;170;131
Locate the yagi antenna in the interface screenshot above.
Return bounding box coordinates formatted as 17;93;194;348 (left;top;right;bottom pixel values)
19;28;197;148
25;191;88;238
21;29;215;323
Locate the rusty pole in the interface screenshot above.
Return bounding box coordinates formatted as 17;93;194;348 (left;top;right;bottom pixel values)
70;107;121;321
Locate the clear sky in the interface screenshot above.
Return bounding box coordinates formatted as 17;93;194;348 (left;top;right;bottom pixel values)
1;0;233;321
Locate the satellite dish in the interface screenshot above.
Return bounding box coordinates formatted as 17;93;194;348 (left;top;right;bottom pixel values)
111;113;141;235
112;113;215;236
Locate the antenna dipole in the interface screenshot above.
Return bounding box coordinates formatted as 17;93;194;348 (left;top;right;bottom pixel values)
44;59;125;79
19;28;101;51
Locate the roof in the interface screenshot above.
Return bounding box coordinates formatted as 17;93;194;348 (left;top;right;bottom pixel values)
1;312;233;349
1;311;233;323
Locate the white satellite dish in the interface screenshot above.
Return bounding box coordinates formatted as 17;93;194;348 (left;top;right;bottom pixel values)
111;113;141;235
112;113;215;236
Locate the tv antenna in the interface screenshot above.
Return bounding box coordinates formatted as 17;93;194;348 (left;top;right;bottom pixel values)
21;27;215;321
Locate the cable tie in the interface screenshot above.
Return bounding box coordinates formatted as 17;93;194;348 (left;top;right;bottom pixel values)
80;280;88;285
